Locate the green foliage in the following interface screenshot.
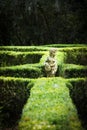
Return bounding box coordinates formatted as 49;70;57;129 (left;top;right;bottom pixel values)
0;45;87;130
56;51;66;76
44;44;86;48
0;46;49;52
66;78;87;130
60;47;87;65
0;51;45;66
0;65;43;78
58;47;87;80
19;78;83;130
0;0;87;45
61;64;87;78
0;77;34;128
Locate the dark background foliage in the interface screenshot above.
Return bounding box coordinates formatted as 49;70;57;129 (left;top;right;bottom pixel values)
0;0;87;45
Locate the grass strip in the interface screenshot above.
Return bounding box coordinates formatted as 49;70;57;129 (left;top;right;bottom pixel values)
19;77;83;130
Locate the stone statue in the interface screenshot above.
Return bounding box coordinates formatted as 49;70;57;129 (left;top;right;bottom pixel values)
44;48;57;77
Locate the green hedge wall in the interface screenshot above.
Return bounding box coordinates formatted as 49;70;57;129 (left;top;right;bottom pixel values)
19;78;83;130
67;78;87;130
0;46;49;52
60;47;87;65
0;77;34;128
61;64;87;78
0;45;87;130
0;51;45;67
0;45;86;52
1;52;86;79
44;44;86;48
0;65;44;78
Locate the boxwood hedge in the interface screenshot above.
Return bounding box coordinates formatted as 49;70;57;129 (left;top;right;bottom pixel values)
0;65;43;78
60;64;87;78
0;45;87;130
60;47;87;65
0;51;45;67
0;46;49;52
0;77;34;128
67;78;87;130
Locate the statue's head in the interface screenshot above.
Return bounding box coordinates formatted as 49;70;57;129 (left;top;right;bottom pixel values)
49;48;57;57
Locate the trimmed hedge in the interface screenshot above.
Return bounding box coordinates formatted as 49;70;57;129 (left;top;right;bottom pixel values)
0;45;86;52
66;78;87;130
0;76;34;128
0;50;65;78
0;46;49;52
60;64;87;78
60;47;87;65
0;51;45;66
0;45;87;130
0;46;87;66
44;44;86;48
0;64;44;78
19;78;83;130
1;50;87;79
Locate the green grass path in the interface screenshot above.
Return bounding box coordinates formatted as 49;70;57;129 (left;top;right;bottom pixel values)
19;77;83;130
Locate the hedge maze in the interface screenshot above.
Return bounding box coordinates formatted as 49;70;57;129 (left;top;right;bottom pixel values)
0;44;87;130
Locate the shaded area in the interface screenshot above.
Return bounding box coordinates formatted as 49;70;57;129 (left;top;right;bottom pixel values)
0;77;33;129
0;0;87;45
67;79;87;130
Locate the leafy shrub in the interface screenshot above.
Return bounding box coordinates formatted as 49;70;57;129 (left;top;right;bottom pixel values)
0;46;49;52
61;47;87;65
19;78;83;130
43;44;86;48
0;65;43;78
67;78;87;130
0;77;34;128
0;51;45;67
0;45;87;130
61;64;87;78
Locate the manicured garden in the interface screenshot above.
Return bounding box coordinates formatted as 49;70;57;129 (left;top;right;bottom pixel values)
0;44;87;130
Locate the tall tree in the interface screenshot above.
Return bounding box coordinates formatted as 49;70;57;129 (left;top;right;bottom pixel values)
0;0;87;45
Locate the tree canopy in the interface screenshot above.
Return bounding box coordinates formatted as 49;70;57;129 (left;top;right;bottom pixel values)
0;0;87;45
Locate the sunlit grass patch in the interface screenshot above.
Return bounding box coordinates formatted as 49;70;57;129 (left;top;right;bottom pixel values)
19;77;83;130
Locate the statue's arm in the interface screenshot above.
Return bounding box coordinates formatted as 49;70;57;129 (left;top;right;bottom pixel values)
44;57;51;71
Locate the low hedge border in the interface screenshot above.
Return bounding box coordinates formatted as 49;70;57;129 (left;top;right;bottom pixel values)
66;78;87;130
19;77;83;130
43;44;86;48
0;46;49;52
60;64;87;78
59;47;87;65
0;51;45;67
0;51;66;78
1;45;86;52
0;65;43;78
0;76;34;128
